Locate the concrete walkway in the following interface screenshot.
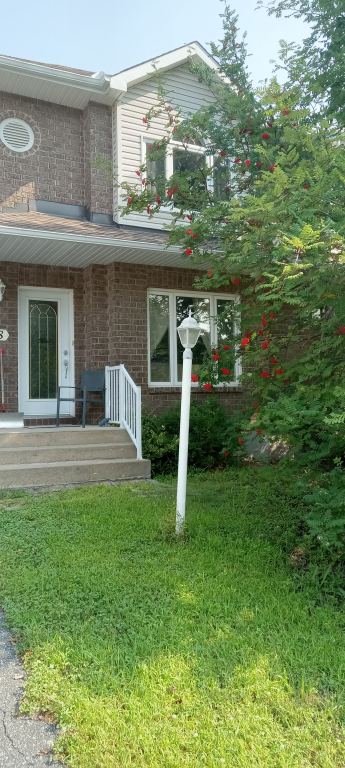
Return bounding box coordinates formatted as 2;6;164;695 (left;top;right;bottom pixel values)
0;609;63;767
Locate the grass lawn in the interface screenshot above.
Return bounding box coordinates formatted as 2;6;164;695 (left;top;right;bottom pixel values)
0;468;345;767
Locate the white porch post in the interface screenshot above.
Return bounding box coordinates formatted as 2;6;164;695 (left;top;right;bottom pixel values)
175;310;201;536
105;366;110;420
176;347;193;535
119;364;125;427
136;386;142;460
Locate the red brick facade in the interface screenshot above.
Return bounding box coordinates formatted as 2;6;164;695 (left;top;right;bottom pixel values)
0;73;242;422
0;262;84;416
0;260;242;421
0;92;113;215
83;103;113;216
108;262;242;414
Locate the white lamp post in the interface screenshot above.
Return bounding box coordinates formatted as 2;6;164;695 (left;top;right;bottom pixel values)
176;310;201;535
0;280;6;301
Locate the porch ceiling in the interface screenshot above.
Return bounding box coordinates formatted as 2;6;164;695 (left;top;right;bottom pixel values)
0;212;200;270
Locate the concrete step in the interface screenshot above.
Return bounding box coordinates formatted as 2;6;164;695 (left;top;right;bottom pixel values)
0;458;151;488
0;442;137;464
0;426;130;448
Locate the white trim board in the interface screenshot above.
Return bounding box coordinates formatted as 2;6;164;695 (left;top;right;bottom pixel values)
114;43;227;89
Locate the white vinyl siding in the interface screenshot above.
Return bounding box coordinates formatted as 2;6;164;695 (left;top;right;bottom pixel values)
113;64;215;228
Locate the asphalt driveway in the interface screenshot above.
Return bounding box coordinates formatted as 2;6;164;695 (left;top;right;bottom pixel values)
0;608;63;767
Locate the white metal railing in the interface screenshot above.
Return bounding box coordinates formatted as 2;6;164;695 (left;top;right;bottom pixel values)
105;365;142;459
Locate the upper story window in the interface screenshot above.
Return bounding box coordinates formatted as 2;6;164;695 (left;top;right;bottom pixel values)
143;138;234;205
145;142;166;197
172;145;204;175
144;139;211;197
0;118;35;152
148;289;241;387
212;155;231;199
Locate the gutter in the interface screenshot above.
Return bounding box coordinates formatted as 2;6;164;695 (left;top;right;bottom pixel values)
0;55;127;98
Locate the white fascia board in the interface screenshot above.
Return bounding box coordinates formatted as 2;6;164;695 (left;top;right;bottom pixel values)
109;74;127;93
0;55;127;103
0;224;179;253
112;42;226;89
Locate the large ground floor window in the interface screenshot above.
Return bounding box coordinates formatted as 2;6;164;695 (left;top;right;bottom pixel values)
148;289;241;387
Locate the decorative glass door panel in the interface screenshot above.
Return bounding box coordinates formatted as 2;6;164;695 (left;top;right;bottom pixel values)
29;301;58;400
18;288;74;417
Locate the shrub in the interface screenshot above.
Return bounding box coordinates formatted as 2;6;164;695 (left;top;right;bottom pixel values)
285;460;345;595
141;410;179;476
142;397;240;476
303;462;345;556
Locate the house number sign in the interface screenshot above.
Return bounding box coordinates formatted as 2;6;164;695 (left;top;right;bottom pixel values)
0;330;9;341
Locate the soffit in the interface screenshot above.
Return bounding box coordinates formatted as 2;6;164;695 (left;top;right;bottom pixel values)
0;212;200;270
0;55;126;108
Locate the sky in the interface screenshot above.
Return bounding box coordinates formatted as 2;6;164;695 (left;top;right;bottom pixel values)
1;0;310;85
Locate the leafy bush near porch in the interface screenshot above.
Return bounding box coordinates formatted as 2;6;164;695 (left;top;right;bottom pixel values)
141;410;179;475
297;463;345;592
142;398;240;475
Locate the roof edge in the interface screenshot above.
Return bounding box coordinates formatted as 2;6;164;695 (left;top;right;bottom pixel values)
112;41;226;89
0;54;127;98
0;223;180;253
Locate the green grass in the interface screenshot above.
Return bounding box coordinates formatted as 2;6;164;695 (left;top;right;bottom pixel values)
0;468;345;767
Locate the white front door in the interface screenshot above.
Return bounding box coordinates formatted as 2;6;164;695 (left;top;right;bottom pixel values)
18;287;75;417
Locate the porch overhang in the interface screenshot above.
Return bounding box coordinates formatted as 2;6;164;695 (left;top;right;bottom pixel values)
0;218;196;270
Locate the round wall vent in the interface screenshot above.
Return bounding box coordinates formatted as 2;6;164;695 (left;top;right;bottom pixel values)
0;118;35;152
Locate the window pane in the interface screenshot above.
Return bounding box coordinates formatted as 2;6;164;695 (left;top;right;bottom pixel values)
146;143;166;196
176;296;210;382
217;299;235;379
173;148;203;175
213;156;230;199
149;294;170;382
29;300;58;399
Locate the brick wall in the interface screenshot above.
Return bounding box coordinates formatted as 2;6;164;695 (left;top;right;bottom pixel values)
0;262;85;414
0;258;242;419
83;103;113;216
107;262;243;415
84;264;109;370
0;94;113;216
0;93;84;209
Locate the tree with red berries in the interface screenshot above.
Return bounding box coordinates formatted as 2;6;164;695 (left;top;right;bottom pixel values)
262;0;345;126
120;3;345;555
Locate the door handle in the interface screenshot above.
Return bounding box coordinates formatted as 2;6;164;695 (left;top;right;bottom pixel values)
63;359;68;379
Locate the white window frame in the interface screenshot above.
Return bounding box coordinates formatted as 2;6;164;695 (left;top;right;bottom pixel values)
147;288;241;388
141;137;213;200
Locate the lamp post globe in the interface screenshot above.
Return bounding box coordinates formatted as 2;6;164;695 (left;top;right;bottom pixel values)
177;309;201;350
176;309;201;535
